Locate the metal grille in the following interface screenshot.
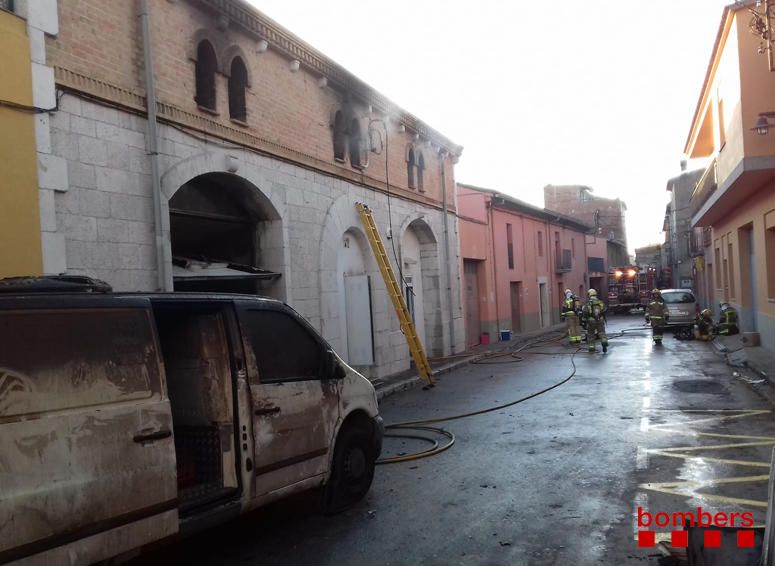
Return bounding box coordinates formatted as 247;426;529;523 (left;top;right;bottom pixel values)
175;426;224;507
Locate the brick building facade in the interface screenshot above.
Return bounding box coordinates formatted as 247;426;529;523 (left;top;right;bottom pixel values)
544;184;629;296
27;0;465;378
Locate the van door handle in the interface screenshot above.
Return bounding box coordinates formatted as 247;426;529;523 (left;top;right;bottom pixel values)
133;429;172;443
254;406;281;416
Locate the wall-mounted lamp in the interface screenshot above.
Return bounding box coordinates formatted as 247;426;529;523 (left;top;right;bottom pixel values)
397;124;405;133
289;59;300;72
751;111;775;135
256;39;268;53
317;77;328;88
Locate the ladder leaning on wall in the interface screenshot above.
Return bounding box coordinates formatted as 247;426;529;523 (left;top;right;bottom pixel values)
355;202;434;387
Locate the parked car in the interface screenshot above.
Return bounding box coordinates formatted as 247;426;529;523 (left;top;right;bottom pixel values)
0;276;383;565
659;288;699;327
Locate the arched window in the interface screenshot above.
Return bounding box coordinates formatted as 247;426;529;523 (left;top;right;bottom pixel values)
228;56;248;122
195;40;217;111
333;110;346;161
350;118;363;168
406;147;416;189
417;152;425;192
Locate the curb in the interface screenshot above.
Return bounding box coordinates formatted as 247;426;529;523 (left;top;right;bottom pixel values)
375;326;565;401
375;355;477;401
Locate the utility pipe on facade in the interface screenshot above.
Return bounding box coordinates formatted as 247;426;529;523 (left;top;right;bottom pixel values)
139;0;171;291
439;152;456;354
487;196;501;337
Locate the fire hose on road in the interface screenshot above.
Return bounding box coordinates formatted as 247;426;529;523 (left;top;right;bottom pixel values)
376;326;652;465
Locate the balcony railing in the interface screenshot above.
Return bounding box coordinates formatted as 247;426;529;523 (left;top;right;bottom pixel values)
690;158;717;218
703;226;712;248
688;228;705;257
556;249;572;273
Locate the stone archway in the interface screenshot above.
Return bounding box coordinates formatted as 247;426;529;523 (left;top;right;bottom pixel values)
336;227;375;366
168;172;285;297
400;217;443;357
319;195;380;365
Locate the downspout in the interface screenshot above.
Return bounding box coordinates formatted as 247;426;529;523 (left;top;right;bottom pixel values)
139;0;170;291
440;155;456;354
488;197;501;335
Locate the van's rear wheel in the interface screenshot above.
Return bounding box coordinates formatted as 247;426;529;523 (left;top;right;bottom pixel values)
323;426;375;514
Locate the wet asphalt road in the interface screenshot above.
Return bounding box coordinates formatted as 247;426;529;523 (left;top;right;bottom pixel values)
138;316;775;565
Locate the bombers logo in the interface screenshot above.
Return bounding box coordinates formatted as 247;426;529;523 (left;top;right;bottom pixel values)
637;507;755;548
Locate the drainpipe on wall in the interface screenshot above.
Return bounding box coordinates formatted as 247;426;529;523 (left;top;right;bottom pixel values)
487;197;501;336
439;154;456;354
139;0;171;291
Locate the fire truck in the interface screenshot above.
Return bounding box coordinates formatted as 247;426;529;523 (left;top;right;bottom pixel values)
607;265;657;313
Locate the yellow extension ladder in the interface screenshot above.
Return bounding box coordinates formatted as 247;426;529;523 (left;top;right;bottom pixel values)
355;203;435;386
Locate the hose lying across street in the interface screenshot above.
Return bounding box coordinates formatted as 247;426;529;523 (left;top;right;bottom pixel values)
376;325;653;465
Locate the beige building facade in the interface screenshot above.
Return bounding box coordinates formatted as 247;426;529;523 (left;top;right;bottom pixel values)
22;0;466;378
685;1;775;349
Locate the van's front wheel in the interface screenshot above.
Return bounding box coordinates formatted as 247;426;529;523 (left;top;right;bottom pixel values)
323;426;376;514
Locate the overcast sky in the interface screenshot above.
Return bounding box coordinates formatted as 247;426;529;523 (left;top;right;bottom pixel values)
251;0;733;252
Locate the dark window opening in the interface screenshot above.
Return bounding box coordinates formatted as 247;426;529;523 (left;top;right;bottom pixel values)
243;309;323;383
417;152;425;192
506;223;514;269
350;119;363;168
333;110;346;161
228;56;248;122
407;147;416;189
195;40;217;111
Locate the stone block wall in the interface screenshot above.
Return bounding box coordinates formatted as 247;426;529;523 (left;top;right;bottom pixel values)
46;93;464;378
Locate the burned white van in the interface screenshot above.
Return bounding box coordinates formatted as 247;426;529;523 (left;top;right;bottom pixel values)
0;276;383;565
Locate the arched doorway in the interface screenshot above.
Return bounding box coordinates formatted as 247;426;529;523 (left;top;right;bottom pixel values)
401;219;442;357
169;172;284;297
337;228;374;366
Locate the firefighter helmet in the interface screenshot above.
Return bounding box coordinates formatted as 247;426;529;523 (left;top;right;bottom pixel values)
720;301;730;311
701;308;712;318
587;289;597;298
651;288;661;299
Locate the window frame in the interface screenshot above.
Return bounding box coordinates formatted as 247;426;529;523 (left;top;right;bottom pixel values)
349;118;364;169
416;151;425;192
333;110;346;162
406;146;416;189
506;223;514;270
0;301;162;418
237;301;329;385
227;55;249;123
194;40;218;113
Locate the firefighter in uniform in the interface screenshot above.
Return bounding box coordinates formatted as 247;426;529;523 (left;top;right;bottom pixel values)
645;288;668;344
582;289;608;353
695;308;714;341
718;302;739;335
561;289;582;345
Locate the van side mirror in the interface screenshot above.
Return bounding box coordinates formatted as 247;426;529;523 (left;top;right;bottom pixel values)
324;350;346;380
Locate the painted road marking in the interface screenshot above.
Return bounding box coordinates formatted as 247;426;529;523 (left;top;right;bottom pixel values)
639;409;775;508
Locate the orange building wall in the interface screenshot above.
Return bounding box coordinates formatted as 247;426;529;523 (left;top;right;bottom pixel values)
458;186;589;344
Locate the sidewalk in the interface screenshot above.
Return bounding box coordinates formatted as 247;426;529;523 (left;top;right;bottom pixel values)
372;323;566;400
713;334;775;379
